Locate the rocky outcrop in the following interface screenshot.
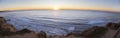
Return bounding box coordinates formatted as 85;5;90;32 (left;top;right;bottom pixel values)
106;22;120;30
110;22;120;38
80;22;120;38
0;17;17;37
0;17;16;33
65;34;77;38
16;29;33;34
80;26;107;38
0;17;38;38
47;33;82;38
1;29;38;38
0;17;6;25
37;31;47;38
0;23;16;32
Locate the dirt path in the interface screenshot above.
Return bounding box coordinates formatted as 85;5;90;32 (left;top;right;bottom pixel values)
102;29;116;38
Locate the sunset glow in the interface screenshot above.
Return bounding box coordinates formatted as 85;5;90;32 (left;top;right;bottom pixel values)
53;6;59;10
0;0;120;12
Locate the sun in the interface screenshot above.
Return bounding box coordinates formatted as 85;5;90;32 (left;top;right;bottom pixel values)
54;6;59;10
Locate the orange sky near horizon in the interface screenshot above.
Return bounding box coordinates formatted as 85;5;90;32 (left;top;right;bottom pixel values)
0;0;120;12
0;6;120;12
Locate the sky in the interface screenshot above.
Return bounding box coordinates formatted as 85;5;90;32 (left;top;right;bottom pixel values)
0;0;120;12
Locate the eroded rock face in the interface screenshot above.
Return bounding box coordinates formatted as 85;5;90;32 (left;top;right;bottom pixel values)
0;17;6;25
0;17;16;32
0;28;38;38
0;17;16;37
3;31;38;38
0;17;38;38
0;23;16;32
37;31;47;38
106;22;120;30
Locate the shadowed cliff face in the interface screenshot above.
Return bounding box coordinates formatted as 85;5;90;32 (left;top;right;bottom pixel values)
0;17;17;37
0;17;6;25
0;17;38;38
0;17;16;33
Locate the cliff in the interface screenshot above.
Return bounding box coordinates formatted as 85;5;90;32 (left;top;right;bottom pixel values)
0;16;120;38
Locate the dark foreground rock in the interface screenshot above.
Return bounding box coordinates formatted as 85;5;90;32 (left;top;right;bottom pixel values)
0;17;17;36
0;23;16;32
0;17;6;25
106;22;120;30
0;17;16;32
0;29;38;38
80;26;108;38
37;31;47;38
108;22;120;38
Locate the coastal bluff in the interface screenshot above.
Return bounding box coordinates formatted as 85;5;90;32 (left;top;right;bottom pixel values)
0;16;120;38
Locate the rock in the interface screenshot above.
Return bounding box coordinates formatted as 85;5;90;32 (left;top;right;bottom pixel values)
2;31;38;38
0;17;17;36
0;17;38;38
0;17;16;32
0;29;38;38
0;17;6;25
66;32;81;37
80;26;107;38
66;34;76;38
53;35;61;38
37;31;47;38
16;29;33;34
106;22;120;30
0;23;16;32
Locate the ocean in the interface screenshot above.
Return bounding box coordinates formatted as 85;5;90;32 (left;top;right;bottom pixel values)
0;10;120;35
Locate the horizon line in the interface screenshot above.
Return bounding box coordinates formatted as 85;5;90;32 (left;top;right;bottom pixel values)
0;9;120;13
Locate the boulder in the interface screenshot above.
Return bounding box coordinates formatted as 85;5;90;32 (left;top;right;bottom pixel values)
0;17;6;25
37;31;47;38
16;29;33;34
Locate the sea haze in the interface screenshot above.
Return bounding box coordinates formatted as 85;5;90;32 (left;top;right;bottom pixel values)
0;10;120;35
